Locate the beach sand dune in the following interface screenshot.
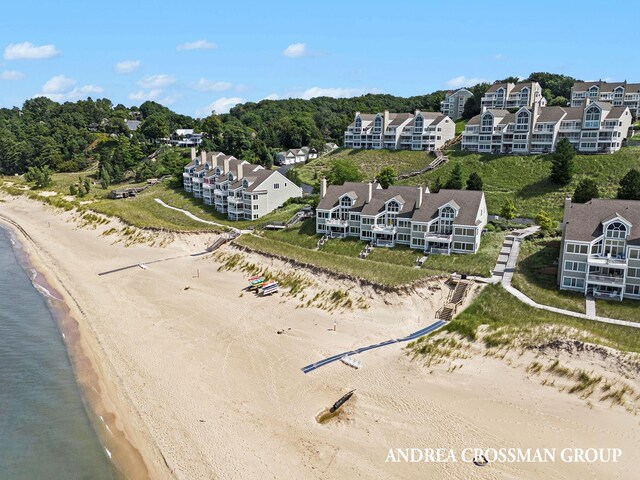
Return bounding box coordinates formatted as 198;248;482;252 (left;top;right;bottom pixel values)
1;194;639;480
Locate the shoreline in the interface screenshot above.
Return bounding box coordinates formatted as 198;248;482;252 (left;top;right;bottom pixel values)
0;215;158;479
1;194;639;479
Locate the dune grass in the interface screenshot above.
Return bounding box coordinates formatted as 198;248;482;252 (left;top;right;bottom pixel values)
399;146;640;220
511;236;586;313
596;299;640;323
294;148;434;186
444;284;640;354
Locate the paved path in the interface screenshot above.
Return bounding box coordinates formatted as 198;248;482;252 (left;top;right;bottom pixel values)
301;320;446;374
154;199;246;234
491;227;640;330
585;297;596;319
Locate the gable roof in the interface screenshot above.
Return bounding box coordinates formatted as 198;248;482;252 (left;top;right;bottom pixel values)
563;199;640;245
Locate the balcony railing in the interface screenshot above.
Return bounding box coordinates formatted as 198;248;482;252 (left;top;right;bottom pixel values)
592;290;623;301
325;218;348;227
588;274;625;285
588;255;627;266
424;232;453;242
372;224;397;234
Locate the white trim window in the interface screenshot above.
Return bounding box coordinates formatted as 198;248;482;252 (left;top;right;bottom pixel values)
562;276;585;289
625;284;640;296
566;243;589;254
564;261;587;273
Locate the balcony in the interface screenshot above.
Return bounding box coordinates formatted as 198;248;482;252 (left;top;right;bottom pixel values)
214;189;229;197
372;224;397;234
325;218;348;227
424;232;453;242
592;289;623;301
227;196;243;204
587;255;627;266
587;274;625;286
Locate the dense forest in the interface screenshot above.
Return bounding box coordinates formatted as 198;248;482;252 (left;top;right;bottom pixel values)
0;72;580;184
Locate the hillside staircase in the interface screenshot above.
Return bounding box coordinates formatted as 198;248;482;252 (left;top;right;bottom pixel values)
359;243;374;259
436;279;472;321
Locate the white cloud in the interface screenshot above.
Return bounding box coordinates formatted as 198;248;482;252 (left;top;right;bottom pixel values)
191;78;234;92
494;53;505;60
128;89;162;101
34;75;103;101
4;41;59;60
445;76;487;88
115;60;140;73
262;93;280;101
177;40;217;51
196;97;245;116
282;43;307;58
299;86;381;100
0;70;23;80
138;74;176;89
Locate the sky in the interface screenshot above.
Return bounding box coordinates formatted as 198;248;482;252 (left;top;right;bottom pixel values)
1;0;639;117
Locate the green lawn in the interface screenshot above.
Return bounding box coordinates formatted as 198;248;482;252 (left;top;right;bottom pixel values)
511;236;586;313
596;299;640;323
398;146;640;220
455;119;467;135
439;284;640;354
292;146;640;221
234;233;431;286
294;148;434;186
253;218;505;283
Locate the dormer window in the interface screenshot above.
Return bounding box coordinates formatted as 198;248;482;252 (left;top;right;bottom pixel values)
355;117;362;130
415;116;424;129
340;196;353;208
243;179;249;188
441;206;456;219
584;105;601;129
481;113;493;132
606;222;627;239
387;201;400;213
588;85;599;97
228;172;233;181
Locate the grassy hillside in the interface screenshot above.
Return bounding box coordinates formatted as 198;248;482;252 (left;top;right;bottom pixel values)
295;146;640;220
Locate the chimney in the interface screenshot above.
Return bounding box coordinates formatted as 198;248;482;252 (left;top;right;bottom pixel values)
384;109;389;127
223;157;230;173
320;177;327;198
366;182;372;204
190;147;197;161
417;186;423;209
237;162;244;180
201;149;207;166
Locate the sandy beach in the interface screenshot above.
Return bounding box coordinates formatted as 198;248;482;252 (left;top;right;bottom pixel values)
1;193;639;480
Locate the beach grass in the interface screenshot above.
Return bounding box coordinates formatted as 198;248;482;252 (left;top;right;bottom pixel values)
444;284;640;354
596;299;640;323
293;145;640;221
511;236;587;313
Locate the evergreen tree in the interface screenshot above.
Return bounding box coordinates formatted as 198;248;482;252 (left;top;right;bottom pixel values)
617;168;640;200
466;172;483;191
573;178;599;203
535;210;555;235
550;138;575;185
431;176;442;193
501;199;517;220
445;164;463;190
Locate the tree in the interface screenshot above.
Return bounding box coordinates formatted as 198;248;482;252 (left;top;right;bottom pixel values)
548;96;569;107
573;178;599;203
327;158;363;185
617;168;640;200
466;172;483;190
83;177;91;194
535;210;555;235
431;176;442;193
69;184;78;195
501;199;517;220
100;168;111;189
139;113;169;141
445;164;463;190
24;166;52;188
550;138;574;185
376;166;396;189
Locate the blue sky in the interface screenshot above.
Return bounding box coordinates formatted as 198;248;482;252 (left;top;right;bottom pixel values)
1;0;638;117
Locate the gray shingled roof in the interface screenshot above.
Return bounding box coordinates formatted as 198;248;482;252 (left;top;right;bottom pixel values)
572;81;640;92
536;106;567;123
318;184;483;226
243;169;278;192
563;199;640;246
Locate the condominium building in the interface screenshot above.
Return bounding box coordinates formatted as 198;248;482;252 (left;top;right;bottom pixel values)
480;81;547;110
440;89;473;120
316;178;487;254
557;197;640;301
275;146;318;165
343;110;455;151
182;149;302;220
570;81;640;119
461;100;632;154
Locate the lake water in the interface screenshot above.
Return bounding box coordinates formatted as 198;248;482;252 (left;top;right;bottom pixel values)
0;226;115;479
